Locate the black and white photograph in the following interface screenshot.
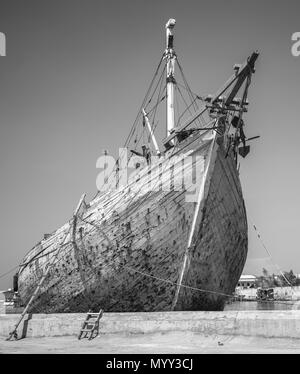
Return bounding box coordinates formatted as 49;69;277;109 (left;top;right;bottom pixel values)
0;0;300;360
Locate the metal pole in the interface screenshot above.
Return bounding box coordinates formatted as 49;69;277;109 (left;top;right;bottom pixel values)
165;19;176;137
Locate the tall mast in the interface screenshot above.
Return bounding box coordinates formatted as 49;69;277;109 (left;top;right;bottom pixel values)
165;19;176;137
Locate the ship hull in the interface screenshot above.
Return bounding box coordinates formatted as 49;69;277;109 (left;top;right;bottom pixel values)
18;131;247;313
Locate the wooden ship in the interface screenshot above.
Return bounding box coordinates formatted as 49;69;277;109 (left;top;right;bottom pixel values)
15;19;259;313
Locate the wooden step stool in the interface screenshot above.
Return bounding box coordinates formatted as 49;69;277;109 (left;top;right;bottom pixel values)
78;309;103;340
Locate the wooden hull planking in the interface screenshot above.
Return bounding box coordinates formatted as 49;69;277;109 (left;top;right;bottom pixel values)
18;131;247;312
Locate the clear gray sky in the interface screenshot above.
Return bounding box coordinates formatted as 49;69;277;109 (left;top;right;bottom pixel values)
0;0;300;289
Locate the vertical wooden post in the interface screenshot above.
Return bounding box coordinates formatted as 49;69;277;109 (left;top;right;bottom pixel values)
171;139;216;310
6;193;86;341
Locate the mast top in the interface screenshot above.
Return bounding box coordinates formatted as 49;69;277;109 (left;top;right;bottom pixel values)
166;19;176;29
165;19;176;51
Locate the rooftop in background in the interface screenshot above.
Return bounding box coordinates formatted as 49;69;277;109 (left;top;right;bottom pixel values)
239;275;257;281
237;275;257;289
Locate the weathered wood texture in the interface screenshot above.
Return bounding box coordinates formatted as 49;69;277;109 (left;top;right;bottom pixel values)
175;145;247;311
18;130;247;313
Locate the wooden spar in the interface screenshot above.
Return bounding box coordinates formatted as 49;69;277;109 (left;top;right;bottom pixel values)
142;109;161;156
171;137;216;310
6;193;86;341
72;193;87;254
163;106;207;146
6;229;70;340
163;52;259;147
224;52;259;106
73;193;87;219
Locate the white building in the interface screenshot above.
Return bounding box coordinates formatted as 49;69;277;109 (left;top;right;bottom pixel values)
237;275;257;289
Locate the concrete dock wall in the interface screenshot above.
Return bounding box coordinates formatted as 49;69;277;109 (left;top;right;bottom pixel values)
274;286;300;300
235;286;300;301
1;311;300;339
0;301;4;315
235;288;257;299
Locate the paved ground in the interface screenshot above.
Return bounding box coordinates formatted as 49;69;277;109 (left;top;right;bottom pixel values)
1;332;300;354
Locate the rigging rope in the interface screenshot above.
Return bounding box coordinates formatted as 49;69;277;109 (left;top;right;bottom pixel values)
176;81;206;126
91;53;165;201
176;58;203;127
176;90;198;126
125;266;236;298
0;266;19;280
176;85;195;120
145;63;167;111
251;222;294;288
176;82;204;102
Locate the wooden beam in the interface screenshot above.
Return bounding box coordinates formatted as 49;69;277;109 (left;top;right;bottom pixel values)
162;51;259;149
224;52;259;106
6;193;86;341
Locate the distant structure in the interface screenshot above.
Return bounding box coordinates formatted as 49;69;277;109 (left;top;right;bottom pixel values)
0;289;13;314
237;275;257;289
1;289;14;301
0;289;24;314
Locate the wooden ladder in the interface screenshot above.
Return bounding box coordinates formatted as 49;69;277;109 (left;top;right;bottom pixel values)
78;309;103;340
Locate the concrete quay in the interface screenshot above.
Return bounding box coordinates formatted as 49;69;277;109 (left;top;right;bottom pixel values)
0;311;299;353
1;333;300;354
